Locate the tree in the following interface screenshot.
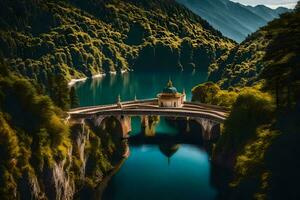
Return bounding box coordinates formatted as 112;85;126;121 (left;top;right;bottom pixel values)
0;114;20;198
69;87;79;108
180;37;194;67
218;88;275;152
260;9;300;110
295;1;300;12
48;74;70;110
192;82;220;103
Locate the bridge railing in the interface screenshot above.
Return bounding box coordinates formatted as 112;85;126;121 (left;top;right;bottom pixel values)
70;99;229;112
183;101;230;112
117;104;228;117
70;108;227;123
83;106;228;120
69;98;158;112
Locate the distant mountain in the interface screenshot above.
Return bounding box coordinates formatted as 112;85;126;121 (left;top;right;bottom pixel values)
176;0;290;42
209;7;300;90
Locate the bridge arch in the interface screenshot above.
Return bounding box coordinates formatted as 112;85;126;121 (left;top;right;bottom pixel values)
68;98;228;142
98;116;131;139
186;118;221;141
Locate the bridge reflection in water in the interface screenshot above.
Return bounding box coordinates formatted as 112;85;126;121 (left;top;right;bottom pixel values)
68;98;229;199
68;98;229;142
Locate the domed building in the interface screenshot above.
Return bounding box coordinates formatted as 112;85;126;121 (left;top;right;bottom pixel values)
157;80;186;107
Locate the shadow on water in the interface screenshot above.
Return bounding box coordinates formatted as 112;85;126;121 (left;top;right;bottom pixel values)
101;131;222;200
129;132;204;146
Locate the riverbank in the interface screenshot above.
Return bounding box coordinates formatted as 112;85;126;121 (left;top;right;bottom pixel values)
95;159;127;199
68;70;129;87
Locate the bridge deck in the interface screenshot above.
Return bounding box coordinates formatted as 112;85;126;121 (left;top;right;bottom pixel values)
68;99;229;123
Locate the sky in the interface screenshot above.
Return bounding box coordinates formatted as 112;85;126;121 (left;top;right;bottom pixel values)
231;0;298;8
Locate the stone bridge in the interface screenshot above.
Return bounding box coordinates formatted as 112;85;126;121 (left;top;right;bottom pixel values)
68;99;229;141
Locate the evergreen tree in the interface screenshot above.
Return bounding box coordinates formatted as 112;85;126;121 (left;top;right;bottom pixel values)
47;74;70;110
69;86;79;108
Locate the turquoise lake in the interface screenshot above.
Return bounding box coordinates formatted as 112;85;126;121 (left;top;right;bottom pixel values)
74;71;207;106
75;71;218;200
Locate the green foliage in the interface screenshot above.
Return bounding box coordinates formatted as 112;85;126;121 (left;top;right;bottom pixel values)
0;114;19;163
69;86;79;108
0;0;235;87
209;87;280;199
70;124;114;190
209;9;300;108
192;82;238;108
217;88;275;153
0;60;122;198
259;10;300;109
196;6;300;200
0;76;70;149
230;126;279;200
48;74;71;110
192;82;221;102
209;32;267;89
0;61;71;197
0;114;20;198
222;103;300;200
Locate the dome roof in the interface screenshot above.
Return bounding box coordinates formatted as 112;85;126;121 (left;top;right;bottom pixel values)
163;87;177;94
162;79;177;94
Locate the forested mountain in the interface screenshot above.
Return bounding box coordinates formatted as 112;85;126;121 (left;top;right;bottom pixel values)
0;0;235;86
0;58;127;199
176;0;290;42
192;4;300;199
209;6;300;100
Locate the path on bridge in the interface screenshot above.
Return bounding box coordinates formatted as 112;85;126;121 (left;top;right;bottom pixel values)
68;99;229;123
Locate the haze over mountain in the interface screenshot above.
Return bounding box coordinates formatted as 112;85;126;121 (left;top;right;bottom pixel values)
176;0;290;42
232;0;297;9
209;4;300;90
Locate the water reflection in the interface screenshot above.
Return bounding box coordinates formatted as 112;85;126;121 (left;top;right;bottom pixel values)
75;71;207;107
159;143;180;165
102;143;217;200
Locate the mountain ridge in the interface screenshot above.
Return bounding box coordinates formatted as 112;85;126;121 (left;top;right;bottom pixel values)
208;7;300;91
176;0;290;42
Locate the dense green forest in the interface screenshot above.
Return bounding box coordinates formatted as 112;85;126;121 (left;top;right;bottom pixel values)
193;4;300;199
209;4;300;93
0;0;234;86
0;59;126;199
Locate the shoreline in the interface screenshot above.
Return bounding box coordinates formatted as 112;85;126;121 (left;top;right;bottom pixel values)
94;159;126;199
68;70;128;87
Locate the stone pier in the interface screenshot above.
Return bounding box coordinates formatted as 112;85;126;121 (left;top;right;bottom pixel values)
194;118;221;141
117;115;132;138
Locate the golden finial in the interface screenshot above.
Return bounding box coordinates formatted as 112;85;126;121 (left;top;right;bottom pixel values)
167;77;173;87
